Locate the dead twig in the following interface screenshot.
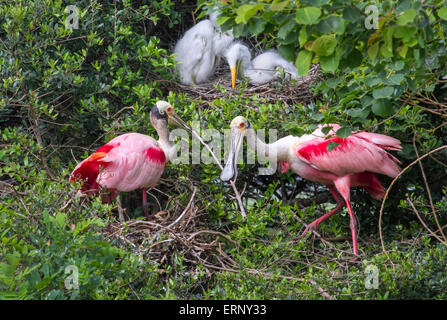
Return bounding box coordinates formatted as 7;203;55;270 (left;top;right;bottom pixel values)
189;125;247;218
406;197;446;244
412;134;447;242
167;187;197;228
378;145;447;256
28;104;55;179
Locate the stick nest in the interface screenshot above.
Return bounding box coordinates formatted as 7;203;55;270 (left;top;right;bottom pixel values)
171;63;321;106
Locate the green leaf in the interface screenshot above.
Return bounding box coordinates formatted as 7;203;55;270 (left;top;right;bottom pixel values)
270;0;290;12
281;30;300;45
342;7;363;22
380;27;394;58
394;26;417;39
345;49;363;68
396;0;411;13
278;19;296;39
367;42;380;61
373;86;395;99
316;16;343;34
311;113;324;121
216;16;231;26
296;50;313;76
397;9;417;26
55;212;66;228
327;141;340;152
319;47;342;73
311;35;337;56
396;45;408;58
319;53;340;73
336;127;352;139
278;44;296;62
390;60;405;71
301;0;329;5
385;73;405;85
439;7;447;20
295;7;321;25
248;17;267;35
236;4;263;24
299;27;308;46
321;126;332;135
372;99;393;117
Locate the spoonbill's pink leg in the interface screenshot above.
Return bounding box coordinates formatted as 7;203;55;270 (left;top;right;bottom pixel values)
345;199;359;256
301;186;345;236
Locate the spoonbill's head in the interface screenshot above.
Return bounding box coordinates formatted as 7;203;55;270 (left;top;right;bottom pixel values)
150;101;191;131
223;43;252;89
220;116;250;182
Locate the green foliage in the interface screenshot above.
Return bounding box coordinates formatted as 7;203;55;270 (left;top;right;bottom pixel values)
210;0;447;126
1;0;447;300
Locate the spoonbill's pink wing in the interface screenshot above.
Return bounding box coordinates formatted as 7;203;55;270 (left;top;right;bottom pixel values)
296;134;401;178
70;133;166;194
354;132;402;151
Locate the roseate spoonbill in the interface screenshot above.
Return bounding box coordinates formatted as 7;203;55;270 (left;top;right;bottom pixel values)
220;117;402;255
69;101;190;220
174;10;233;85
223;42;299;89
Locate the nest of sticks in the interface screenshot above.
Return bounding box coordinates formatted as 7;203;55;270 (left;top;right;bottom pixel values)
103;185;241;277
171;63;321;106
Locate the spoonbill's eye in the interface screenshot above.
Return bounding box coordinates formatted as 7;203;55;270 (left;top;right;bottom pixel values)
167;107;173;113
239;122;245;128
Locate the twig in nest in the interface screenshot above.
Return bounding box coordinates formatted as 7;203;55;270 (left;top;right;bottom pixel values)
378;145;447;257
189;126;247;218
167;187;197;228
167;63;320;107
116;196;126;223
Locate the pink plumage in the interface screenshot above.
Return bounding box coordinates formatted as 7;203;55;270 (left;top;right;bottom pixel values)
286;124;402;255
70;133;166;208
296;133;401;179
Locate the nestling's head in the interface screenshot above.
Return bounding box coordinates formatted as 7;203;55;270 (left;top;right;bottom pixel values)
223;43;252;89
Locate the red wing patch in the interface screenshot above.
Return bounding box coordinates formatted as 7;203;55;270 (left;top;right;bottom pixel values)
96;143;116;154
145;146;166;164
297;136;347;161
70;160;100;193
70;144;115;193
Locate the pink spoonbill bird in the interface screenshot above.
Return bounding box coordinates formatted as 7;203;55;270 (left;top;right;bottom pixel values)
220;117;402;256
69;101;190;220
